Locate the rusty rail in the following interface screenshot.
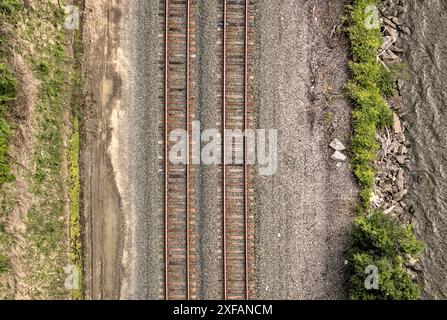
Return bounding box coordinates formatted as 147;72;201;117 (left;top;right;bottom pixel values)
222;0;252;300
164;0;169;300
244;0;249;300
162;0;251;301
164;0;194;300
222;0;228;301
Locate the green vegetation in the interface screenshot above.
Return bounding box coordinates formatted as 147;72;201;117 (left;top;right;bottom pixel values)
68;2;84;298
0;0;82;299
348;210;423;299
69;114;82;300
324;111;334;125
346;0;423;300
0;0;20;188
346;0;393;211
0;0;19;287
23;3;71;299
0;0;21;16
0;252;9;274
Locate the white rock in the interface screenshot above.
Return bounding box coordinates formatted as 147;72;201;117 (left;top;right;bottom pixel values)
381;36;394;51
331;151;347;162
384;205;396;215
392;112;403;134
329;138;346;151
384;25;398;40
396;169;405;191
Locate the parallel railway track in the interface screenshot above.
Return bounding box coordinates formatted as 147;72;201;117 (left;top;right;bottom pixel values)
162;0;197;300
221;0;254;300
161;0;253;300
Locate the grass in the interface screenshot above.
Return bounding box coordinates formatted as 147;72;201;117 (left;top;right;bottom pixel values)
345;0;423;300
0;0;83;299
0;248;9;273
0;0;21;17
0;0;21;284
68;0;84;298
0;1;19;189
69;90;82;299
23;4;69;298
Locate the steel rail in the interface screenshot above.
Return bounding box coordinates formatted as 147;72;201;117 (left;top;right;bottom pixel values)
244;0;249;300
165;0;191;300
222;0;228;301
186;0;191;301
164;0;169;301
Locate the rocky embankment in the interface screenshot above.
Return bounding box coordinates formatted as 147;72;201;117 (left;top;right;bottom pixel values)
371;0;412;220
372;0;422;278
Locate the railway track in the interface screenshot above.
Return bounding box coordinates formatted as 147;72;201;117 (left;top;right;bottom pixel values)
161;0;253;300
221;0;254;300
161;0;197;300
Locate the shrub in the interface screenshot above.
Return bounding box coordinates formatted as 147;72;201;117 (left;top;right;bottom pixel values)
0;0;21;16
346;0;423;300
0;253;9;274
0;63;16;107
0;118;13;185
0;63;15;187
377;67;394;98
348;211;423;299
346;0;393;209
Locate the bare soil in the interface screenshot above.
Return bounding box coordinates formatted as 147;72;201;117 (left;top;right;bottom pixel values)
81;0;125;299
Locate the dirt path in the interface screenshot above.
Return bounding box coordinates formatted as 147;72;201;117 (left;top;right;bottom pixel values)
81;0;125;299
253;0;357;299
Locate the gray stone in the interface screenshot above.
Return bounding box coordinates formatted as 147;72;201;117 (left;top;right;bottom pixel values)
396;169;405;191
393;189;407;201
390;45;404;53
381;36;395;51
330;151;347;162
394;204;405;216
399;25;412;35
382;17;397;29
389;50;399;61
329;138;346;151
399;145;408;155
383;205;395;215
397;79;404;91
392;112;403;134
396;155;406;165
397;133;406;143
391;16;402;26
384;25;398;40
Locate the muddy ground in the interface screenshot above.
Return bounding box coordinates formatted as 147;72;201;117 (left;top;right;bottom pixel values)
80;0;357;299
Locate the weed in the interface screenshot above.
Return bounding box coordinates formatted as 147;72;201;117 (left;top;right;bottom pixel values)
348;210;423;300
346;0;422;300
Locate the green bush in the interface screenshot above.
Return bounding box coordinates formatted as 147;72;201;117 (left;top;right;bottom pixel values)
0;0;21;16
348;211;423;300
0;63;15;187
377;67;394;98
0;253;9;274
346;1;423;300
0;63;16;107
346;0;393;209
